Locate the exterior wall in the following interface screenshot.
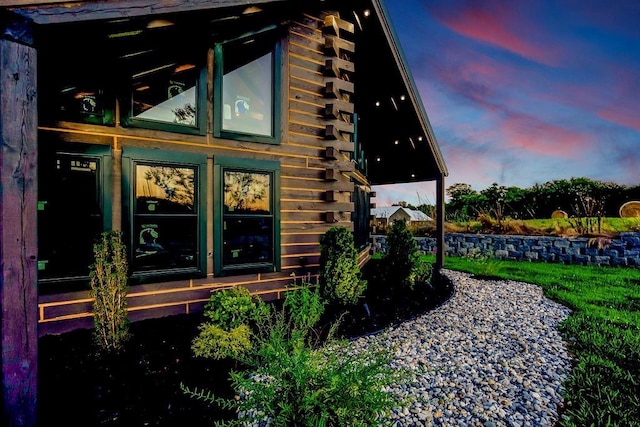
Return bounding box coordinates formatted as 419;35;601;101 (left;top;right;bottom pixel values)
36;10;366;335
372;232;640;268
388;209;410;224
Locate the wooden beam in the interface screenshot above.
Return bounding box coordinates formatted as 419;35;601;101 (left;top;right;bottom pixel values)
6;0;288;25
435;174;446;269
1;37;38;427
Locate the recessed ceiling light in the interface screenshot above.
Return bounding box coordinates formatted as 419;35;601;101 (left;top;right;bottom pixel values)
376;156;381;162
400;95;406;101
363;9;371;17
375;101;380;107
394;140;399;145
418;136;423;142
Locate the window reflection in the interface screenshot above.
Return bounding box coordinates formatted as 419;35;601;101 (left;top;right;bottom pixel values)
133;163;198;272
222;169;274;268
223;171;270;214
132;64;198;126
222;44;273;136
136;164;195;213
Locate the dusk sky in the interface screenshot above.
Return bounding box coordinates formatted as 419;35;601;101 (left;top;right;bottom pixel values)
373;0;640;207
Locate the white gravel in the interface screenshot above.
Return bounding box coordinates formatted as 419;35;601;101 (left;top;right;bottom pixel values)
350;269;573;427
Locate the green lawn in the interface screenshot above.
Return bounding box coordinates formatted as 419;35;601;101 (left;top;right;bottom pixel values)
425;254;640;427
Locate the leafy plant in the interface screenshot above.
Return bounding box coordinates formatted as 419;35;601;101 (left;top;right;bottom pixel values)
319;226;367;305
192;286;268;360
384;219;420;290
191;323;252;360
283;277;326;336
89;230;130;353
183;290;414;426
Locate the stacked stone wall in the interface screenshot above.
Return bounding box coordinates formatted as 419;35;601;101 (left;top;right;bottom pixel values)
372;232;640;268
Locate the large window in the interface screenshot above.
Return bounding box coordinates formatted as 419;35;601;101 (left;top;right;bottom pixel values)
37;143;111;292
123;148;207;279
214;33;281;143
214;157;280;274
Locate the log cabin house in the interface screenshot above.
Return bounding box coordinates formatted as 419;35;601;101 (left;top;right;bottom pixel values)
0;0;447;424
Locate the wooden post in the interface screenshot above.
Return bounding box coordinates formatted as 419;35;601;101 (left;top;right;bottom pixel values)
0;12;38;427
435;173;446;270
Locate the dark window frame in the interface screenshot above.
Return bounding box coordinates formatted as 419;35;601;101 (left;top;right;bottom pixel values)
121;67;208;136
37;142;112;293
214;156;280;276
213;30;282;145
122;147;207;281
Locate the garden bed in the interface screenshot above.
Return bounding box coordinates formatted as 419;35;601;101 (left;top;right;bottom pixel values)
38;265;453;427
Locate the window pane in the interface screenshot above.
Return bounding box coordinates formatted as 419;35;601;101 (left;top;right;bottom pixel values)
222;49;273;136
223;217;273;266
136;164;195;213
38;154;103;279
133;216;197;271
224;171;271;214
132;65;198;126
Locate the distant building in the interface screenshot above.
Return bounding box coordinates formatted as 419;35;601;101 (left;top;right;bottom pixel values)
372;206;432;231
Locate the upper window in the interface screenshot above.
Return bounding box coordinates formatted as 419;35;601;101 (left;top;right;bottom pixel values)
214;34;281;143
123;148;207;279
214;157;280;275
129;64;204;131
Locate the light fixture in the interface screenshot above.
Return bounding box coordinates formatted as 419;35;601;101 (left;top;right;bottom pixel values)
418;136;423;142
376;156;381;162
146;19;174;29
394;140;399;145
400;95;406;101
411;173;416;178
363;9;371;17
242;6;263;14
375;101;380;107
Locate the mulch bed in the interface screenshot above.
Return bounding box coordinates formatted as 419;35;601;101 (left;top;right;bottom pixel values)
38;265;454;427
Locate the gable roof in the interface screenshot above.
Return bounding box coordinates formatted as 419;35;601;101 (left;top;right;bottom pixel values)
372;206;432;221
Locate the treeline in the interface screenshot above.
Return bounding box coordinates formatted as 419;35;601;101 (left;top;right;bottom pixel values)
444;178;640;222
396;178;640;222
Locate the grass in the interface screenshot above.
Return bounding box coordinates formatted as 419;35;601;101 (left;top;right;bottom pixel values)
427;254;640;427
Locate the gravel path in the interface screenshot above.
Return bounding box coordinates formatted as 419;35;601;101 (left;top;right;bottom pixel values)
351;269;574;427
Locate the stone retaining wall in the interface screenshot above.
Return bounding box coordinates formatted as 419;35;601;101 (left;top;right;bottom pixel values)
372;232;640;268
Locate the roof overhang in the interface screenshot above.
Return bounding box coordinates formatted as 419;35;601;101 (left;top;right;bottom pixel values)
5;0;447;185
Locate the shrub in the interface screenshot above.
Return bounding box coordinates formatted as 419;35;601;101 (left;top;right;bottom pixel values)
384;219;420;290
192;286;268;360
319;226;367;305
283;277;325;335
183;292;414;426
89;231;130;353
191;324;252;360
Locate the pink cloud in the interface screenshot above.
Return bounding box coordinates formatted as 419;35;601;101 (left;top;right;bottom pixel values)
433;4;562;66
500;113;595;158
597;109;640;132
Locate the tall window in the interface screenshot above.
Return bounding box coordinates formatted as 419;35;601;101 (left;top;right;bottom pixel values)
214;33;281;143
215;157;280;274
37;143;111;292
123;148;207;278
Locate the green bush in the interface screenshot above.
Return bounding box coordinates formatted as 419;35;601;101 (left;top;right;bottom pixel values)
89;231;130;353
192;286;268;360
191;324;252;360
183;291;414;426
384;219;420;290
319;226;367;305
283;277;325;335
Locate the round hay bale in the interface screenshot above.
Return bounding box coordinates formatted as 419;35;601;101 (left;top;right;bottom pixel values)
551;210;568;219
620;201;640;218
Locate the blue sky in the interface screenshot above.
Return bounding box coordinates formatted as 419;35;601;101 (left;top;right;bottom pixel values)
373;0;640;206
